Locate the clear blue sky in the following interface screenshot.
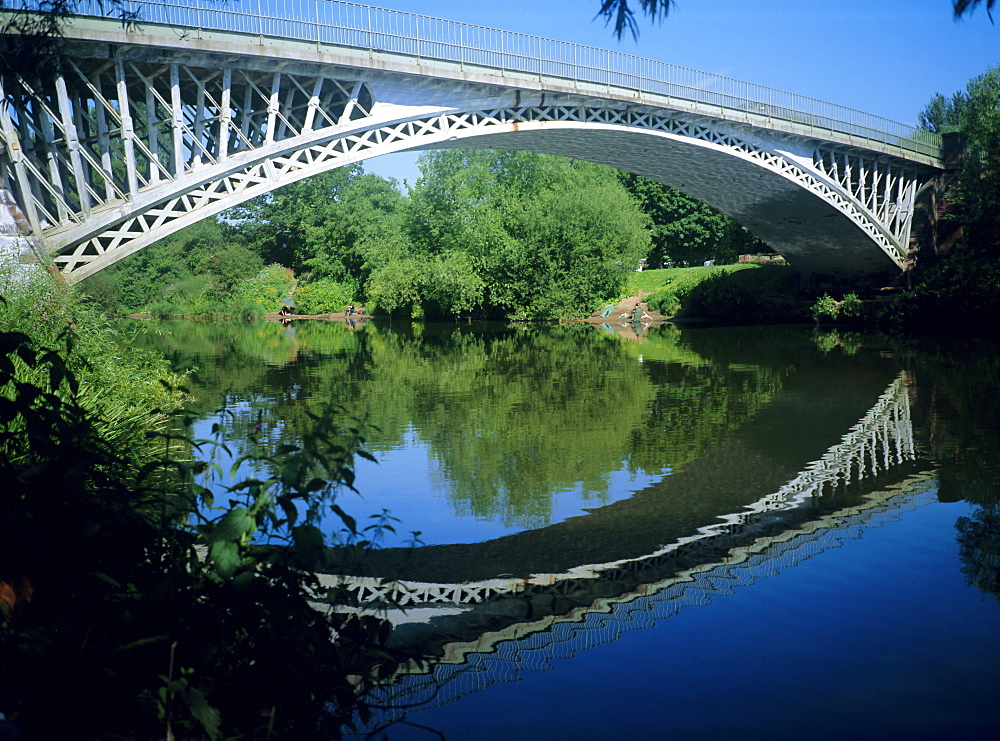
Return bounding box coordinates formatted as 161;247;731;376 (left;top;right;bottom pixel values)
361;0;998;185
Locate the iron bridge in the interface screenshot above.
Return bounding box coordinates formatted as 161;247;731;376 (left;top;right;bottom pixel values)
0;0;944;282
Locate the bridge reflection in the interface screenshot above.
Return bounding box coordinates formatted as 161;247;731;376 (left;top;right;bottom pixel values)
362;468;938;730
313;368;938;730
321;356;919;585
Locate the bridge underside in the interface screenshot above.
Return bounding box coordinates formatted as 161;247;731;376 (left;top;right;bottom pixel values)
436;128;904;277
0;29;938;282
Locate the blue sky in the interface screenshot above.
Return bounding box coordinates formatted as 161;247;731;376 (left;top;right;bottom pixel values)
360;0;998;185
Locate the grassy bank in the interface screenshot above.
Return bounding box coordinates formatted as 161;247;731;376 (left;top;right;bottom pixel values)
629;264;812;324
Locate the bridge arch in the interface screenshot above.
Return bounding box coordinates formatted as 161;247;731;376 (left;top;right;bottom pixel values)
0;1;942;282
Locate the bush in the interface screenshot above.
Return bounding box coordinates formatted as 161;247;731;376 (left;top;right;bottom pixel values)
0;318;409;739
646;284;685;316
681;267;808;324
0;274;186;454
811;293;840;322
293;277;355;314
840;292;863;318
231;264;296;315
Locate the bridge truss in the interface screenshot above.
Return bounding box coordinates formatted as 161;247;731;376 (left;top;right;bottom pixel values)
321;373;917;610
1;1;942;281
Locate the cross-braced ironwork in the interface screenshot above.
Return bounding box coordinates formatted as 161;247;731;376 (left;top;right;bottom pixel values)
320;373;916;610
1;0;943;281
361;473;940;726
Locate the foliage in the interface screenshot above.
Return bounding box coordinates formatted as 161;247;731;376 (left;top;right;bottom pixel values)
840;293;863;318
222;166;406;280
903;65;1000;336
811;294;840;322
593;0;992;41
617;172;768;268
810;292;870;326
596;0;674;38
676;267;803;324
0;310;408;739
293;277;357;314
85;147;771;322
643;264;784;319
953;0;997;21
399;150;650;319
231;264;296;316
0;272;185;450
82;219;264;315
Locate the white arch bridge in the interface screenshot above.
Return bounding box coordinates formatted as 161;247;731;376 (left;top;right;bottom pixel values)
1;0;944;283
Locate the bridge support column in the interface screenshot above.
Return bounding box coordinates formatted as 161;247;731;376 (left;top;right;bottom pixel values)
909;132;966;271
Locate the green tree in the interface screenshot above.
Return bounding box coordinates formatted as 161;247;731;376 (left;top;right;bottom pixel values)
223;166;365;270
403;150;650;319
618;172;767;267
901;66;1000;334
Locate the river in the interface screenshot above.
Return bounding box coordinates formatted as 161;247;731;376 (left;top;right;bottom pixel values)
136;319;1000;738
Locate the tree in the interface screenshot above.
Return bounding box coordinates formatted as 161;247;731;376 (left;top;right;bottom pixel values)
402;150;650;319
899;66;1000;334
953;0;997;21
617;172;767;266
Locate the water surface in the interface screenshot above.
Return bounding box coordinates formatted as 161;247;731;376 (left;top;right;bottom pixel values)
137;320;1000;737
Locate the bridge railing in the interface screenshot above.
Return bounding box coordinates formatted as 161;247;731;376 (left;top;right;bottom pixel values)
25;0;942;160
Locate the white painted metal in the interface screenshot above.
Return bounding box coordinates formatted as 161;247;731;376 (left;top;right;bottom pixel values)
0;1;942;281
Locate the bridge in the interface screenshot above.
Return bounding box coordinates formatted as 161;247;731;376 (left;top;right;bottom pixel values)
320;370;918;614
0;0;944;283
327;371;938;731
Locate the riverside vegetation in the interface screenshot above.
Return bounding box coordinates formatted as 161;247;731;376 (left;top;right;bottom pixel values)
82;150;766;322
82;62;1000;334
2;61;997;740
0;276;416;738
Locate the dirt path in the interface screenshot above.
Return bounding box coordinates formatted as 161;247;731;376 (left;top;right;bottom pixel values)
578;294;665;324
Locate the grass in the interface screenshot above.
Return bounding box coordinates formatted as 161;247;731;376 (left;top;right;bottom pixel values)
626;264;760;296
636;263;807;323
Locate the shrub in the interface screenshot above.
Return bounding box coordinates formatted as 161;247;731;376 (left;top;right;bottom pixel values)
840;292;863;318
231;264;296;314
811;293;840;322
293;278;355;315
646;286;684;316
0;329;406;738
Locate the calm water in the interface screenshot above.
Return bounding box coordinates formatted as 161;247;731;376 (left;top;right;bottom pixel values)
137;319;1000;738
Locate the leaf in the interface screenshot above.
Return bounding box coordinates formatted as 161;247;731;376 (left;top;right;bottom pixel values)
186;687;222;740
292;524;326;566
209;540;241;578
212;507;255;542
330;504;357;533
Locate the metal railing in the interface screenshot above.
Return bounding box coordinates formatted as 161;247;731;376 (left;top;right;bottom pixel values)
19;0;942;160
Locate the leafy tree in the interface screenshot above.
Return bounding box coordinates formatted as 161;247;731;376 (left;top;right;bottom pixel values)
402;150;650;319
618;172;767;267
221;166;408;297
901;66;1000;334
301;172;408;284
